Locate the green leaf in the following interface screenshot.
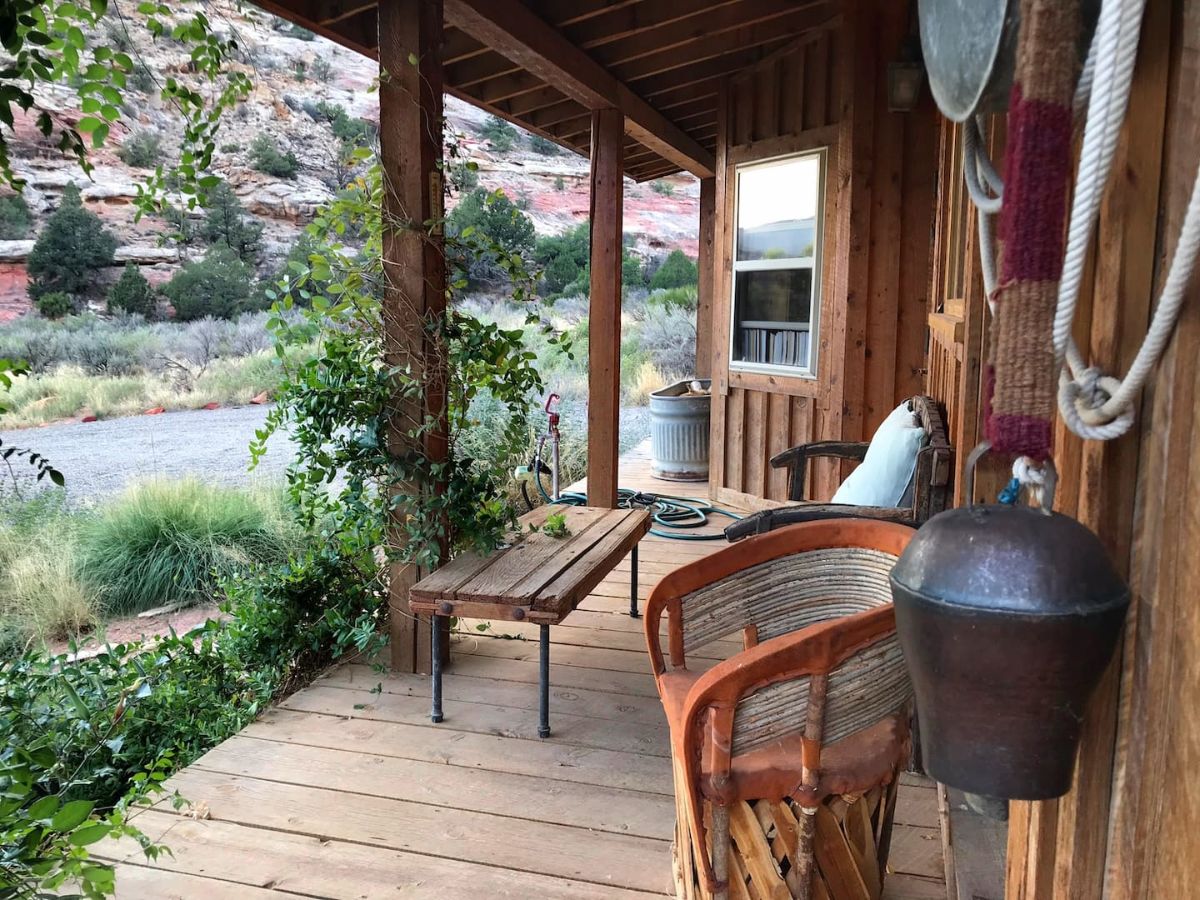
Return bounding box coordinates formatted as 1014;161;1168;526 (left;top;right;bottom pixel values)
69;822;112;846
28;794;61;822
76;115;102;133
52;799;96;832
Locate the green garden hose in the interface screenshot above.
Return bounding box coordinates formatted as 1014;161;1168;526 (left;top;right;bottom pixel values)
534;470;742;540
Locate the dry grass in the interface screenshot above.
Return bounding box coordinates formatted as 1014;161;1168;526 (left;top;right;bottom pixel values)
623;360;683;406
0;352;288;428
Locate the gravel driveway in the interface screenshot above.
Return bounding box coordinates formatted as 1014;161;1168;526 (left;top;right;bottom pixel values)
0;405;293;503
1;404;651;504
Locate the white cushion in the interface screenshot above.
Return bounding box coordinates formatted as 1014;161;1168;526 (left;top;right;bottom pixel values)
831;402;925;507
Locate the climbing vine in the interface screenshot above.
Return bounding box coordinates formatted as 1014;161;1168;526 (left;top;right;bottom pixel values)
254;136;569;604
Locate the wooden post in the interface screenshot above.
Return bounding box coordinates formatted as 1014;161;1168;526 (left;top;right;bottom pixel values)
587;107;624;509
378;0;448;674
696;176;716;379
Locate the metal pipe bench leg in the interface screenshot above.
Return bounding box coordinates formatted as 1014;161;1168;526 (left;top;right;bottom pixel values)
538;624;551;739
430;615;444;724
630;543;640;619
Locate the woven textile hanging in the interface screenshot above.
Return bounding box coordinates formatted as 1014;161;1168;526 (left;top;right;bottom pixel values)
984;0;1081;460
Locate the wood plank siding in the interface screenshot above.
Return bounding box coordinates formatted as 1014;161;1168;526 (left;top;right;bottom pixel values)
921;1;1200;897
97;444;947;900
708;10;939;506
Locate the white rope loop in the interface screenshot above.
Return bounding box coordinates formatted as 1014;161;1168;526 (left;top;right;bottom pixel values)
1054;0;1146;374
961;0;1200;445
1012;455;1048;508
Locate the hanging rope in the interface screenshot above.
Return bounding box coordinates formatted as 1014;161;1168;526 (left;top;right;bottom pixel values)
964;0;1200;446
983;0;1081;462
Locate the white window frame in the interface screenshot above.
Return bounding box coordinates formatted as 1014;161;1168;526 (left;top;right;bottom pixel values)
728;148;827;380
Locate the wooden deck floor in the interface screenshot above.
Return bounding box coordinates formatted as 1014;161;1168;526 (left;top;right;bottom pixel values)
101;443;948;899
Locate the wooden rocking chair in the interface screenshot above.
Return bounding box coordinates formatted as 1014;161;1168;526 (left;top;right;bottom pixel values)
725;396;952;541
644;520;915;900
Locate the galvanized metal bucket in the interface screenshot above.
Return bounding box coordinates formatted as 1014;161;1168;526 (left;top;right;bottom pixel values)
649;379;710;482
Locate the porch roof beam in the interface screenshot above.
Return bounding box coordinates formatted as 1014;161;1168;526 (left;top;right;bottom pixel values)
443;0;716;178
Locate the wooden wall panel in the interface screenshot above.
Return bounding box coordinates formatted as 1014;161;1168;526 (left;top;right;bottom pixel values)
707;5;938;505
1103;9;1200;896
956;1;1191;897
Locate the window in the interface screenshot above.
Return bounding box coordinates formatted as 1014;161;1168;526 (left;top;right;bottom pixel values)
730;150;826;377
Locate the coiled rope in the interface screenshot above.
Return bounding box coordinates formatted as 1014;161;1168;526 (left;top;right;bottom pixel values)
965;0;1200;451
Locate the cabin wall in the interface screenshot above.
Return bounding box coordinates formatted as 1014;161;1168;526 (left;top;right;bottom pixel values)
922;0;1199;895
706;7;938;507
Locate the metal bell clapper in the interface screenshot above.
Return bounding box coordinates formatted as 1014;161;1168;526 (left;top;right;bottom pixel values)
889;443;1130;800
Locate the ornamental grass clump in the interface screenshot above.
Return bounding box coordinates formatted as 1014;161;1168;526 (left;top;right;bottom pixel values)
75;480;303;616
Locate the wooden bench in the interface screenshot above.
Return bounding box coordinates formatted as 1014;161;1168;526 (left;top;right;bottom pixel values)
409;504;650;738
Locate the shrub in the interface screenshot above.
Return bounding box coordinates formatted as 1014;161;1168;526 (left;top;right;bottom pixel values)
450;158;479;192
447;188;536;284
534;222;645;298
130;63;155;92
0;192;32;239
219;142;241;153
283;21;315;39
311;55;334;82
292;58;307;81
529;134;559;155
650;178;675;197
107;263;157;317
648;284;698;311
0;520;382;896
162;246;254;321
481;115;517;152
553;175;565;191
116;129;162;168
249;134;299;179
535;222;590;297
27;184;118;300
198;180;263;262
636;303;697;375
75;480;303;616
649;248;699;290
623;251;646;290
36;292;74;319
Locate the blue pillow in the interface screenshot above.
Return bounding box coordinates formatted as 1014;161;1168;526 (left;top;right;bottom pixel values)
831;402;925;507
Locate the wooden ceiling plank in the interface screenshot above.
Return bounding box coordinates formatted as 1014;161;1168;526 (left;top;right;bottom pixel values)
318;1;376;27
592;0;824;68
617;17;816;84
549;118;594;143
528;101;592;130
445;0;715;177
567;0;744;50
638;45;781;99
448;53;526;91
533;0;645;29
443;27;489;65
506;85;577;118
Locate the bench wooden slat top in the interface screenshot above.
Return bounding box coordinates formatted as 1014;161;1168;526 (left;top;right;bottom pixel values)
410;506;650;625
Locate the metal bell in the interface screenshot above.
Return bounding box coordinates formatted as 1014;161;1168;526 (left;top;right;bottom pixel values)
889;445;1129;799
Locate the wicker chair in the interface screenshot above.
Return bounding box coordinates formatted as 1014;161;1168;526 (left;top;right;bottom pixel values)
644;520;914;900
725;396;952;541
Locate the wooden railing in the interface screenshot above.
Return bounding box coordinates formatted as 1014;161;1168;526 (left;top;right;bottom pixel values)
926;298;965;441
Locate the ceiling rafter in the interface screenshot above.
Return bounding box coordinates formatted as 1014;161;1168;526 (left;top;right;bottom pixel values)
590;0;823;69
616;19;813;85
444;0;715;177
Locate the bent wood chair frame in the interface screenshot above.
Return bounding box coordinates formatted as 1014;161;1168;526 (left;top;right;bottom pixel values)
725;396;953;541
644;521;915;898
